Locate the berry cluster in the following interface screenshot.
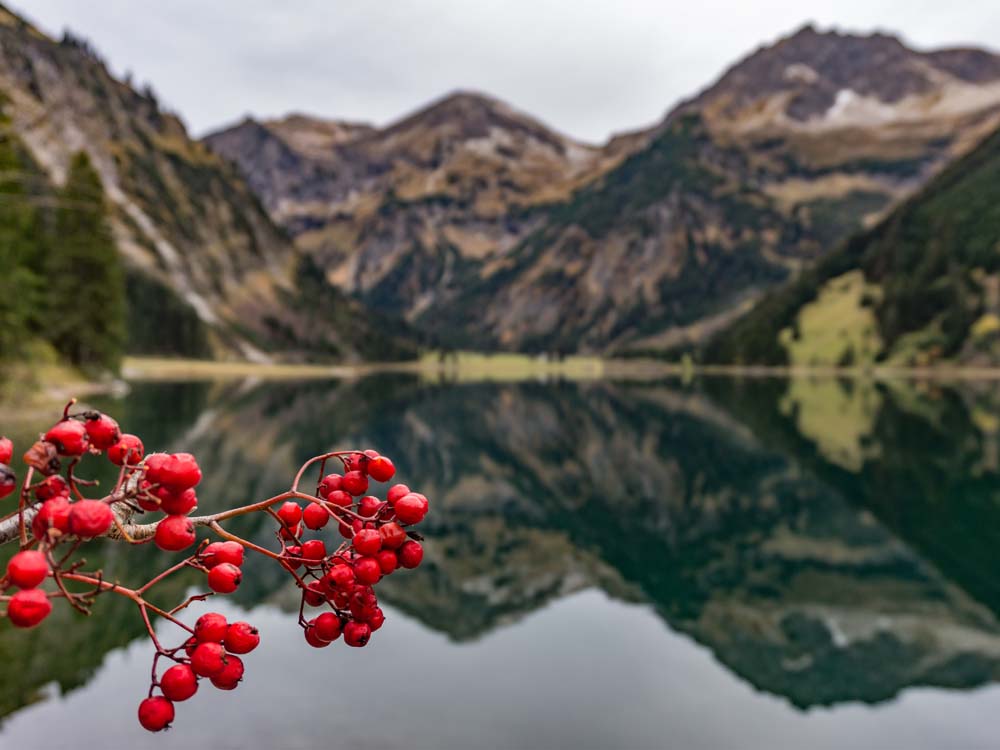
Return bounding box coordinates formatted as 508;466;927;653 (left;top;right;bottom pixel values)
271;450;429;650
0;400;430;733
137;611;260;731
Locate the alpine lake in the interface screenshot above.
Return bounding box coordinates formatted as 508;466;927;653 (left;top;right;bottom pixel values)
2;369;1000;750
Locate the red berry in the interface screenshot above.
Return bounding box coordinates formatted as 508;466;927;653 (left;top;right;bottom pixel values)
354;556;382;584
398;540;424;569
207;563;242;594
137;696;174;732
341;471;368;497
314;612;342;642
157;487;197;515
202;541;244;568
45;420;89;456
108;434;144;466
210;654;244;690
84;413;120;451
344;452;367;473
304;624;331;648
353;528;381;556
160;664;198;702
68;500;113;538
303;581;327;607
277;501;302;527
376;549;398;575
394;493;428;525
154;515;196;551
378;521;407;549
224;621;260;654
146;452;201;491
0;437;12;464
302;502;329;530
368;607;386;631
7;588;52;628
318;473;342;495
343;621;371;647
0;465;14;501
301;539;327;561
326;489;352;508
386;484;410;505
279;522;302;541
190;642;228;677
34;475;68;501
367;456;395;482
358;495;382;518
324;564;355;592
31;496;71;539
6;550;49;589
194;612;229;642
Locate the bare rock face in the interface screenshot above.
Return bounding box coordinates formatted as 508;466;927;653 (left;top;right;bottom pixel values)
206;26;1000;354
0;6;413;362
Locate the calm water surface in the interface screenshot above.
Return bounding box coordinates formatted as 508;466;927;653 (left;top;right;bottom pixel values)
2;374;1000;749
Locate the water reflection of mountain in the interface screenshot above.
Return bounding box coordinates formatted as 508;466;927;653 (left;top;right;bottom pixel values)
5;374;1000;717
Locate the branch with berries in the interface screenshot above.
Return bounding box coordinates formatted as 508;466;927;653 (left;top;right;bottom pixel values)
0;399;429;733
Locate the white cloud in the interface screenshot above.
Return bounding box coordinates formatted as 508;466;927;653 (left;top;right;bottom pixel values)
15;0;1000;143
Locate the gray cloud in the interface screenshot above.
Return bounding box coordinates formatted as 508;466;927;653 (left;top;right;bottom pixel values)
16;0;1000;143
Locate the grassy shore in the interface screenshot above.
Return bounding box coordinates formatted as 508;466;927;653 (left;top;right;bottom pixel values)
119;353;1000;384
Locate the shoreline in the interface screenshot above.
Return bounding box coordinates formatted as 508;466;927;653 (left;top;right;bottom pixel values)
120;356;1000;384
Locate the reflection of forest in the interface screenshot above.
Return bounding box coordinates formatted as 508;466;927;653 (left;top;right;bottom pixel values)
4;374;1000;719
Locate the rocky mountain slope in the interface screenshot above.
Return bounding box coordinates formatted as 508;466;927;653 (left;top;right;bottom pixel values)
206;26;1000;354
704;120;1000;366
0;6;414;362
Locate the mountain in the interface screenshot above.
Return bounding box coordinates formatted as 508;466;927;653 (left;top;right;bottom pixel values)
704;119;1000;367
0;6;414;363
206;26;1000;354
205;92;615;327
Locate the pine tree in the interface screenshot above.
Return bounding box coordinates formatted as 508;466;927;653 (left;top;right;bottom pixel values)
44;152;125;372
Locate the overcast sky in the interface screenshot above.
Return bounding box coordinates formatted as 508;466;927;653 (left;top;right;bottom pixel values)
15;1;1000;144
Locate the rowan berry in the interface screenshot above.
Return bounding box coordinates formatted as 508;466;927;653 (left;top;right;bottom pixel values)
108;434;144;466
394;493;428;525
304;624;331;648
160;664;198;702
34;474;68;501
0;437;11;464
7;588;52;628
224;622;260;654
138;696;174;732
190;642;228;677
276;501;302;527
353;528;382;556
194;612;229;642
31;496;71;539
358;495;382;517
367;456;395;482
354;556;382;584
45;420;89;456
313;612;341;642
343;621;371;647
154;515;196;551
301;539;326;561
0;465;13;500
379;521;407;549
341;470;368;497
303;581;326;606
377;549;398;575
156;487;197;515
84;413;120;451
201;541;244;568
302;502;329;530
368;607;386;631
68;499;113;538
6;550;49;589
326;489;352;507
324;564;355;592
398;540;424;569
207;563;242;593
210;654;244;690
